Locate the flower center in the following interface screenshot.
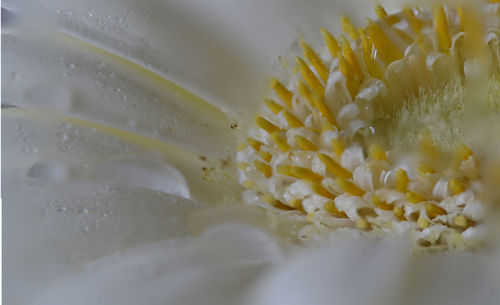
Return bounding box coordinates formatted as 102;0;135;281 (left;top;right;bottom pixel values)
237;3;500;251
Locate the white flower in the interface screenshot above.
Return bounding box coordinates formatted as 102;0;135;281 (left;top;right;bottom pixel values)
3;0;500;305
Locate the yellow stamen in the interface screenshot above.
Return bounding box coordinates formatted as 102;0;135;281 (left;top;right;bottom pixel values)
300;39;329;82
270;78;293;108
256;116;280;134
375;4;400;25
341;16;359;40
372;194;393;211
403;8;423;34
313;94;337;126
297;80;316;108
433;6;451;53
393;206;405;219
369;143;387;161
337;53;361;97
406;191;426;204
254;160;273;178
366;18;403;64
417;215;430;229
454;215;468;228
332;138;344;156
449;178;466;195
356;219;371;230
277;165;323;183
425;203;447;219
395;168;409;193
282;110;304;128
290;198;304;211
340;35;363;81
264;98;285;114
310;183;336;199
247;138;263;151
324;201;348;217
418;163;436;175
321;28;341;58
295;135;317;151
359;28;383;79
259;151;273;163
271;132;290;152
261;194;294;210
336;178;365;196
318;153;352;179
296;57;324;96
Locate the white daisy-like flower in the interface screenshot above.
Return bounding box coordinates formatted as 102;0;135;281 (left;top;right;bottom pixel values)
3;0;500;304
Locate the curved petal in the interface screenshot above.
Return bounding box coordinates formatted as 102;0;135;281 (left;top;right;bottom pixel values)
28;224;282;305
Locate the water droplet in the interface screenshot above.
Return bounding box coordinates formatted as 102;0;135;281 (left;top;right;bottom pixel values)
27;161;70;182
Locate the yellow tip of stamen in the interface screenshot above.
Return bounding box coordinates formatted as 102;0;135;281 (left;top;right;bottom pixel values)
270;78;293;108
261;194;294;210
449;178;466;195
271;132;290;152
403;7;423;34
290;198;304;211
336;178;365;196
296;57;324;96
375;4;388;18
454;215;468;228
425;203;447;219
332;138;344;156
406;191;425;204
300;39;329;82
254;160;273;178
277;166;323;183
259;150;273;163
297;80;316;108
366;18;403;64
282;110;304;128
264;98;285;114
340;16;360;40
393;206;405;219
369;143;387;161
418;163;436;175
372;194;393;210
313;94;337;125
321;27;341;59
324;201;347;217
433;5;451;53
417;215;430;229
247;138;264;151
310;183;336;199
356;218;371;230
256;116;280;134
395;168;409;193
295;135;317;151
359;28;383;79
318;153;352;179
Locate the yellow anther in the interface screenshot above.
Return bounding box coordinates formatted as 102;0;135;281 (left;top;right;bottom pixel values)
290;198;304;211
324;201;348;217
296;57;324;96
318;153;352;179
457;6;464;31
297;80;316;108
313;94;337;126
277;166;323;183
238;162;249;170
340;16;359;40
418;163;436;175
247;138;263;151
339;35;363;81
321;28;341;58
242;180;254;189
393;206;405;219
237;143;247;151
356;219;371;230
320;117;335;132
454;215;468;228
375;4;388;18
456;144;473;161
256;116;280;134
259;151;273;163
395;168;409;193
261;194;294;210
433;6;451;53
425;203;447;219
295;135;317;151
254;160;273;178
359;28;383;79
369;143;387;161
271;132;290;152
406;191;425;204
282;111;304;128
417;215;430;229
300;39;329;82
449;178;466;195
270;78;293;108
372;194;393;211
403;8;423;34
310;183;336;199
337;53;361;97
336;178;365;196
264;98;285;114
332;138;344;156
366;18;403;64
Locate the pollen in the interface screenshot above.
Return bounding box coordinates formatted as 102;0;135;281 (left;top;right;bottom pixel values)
236;3;494;251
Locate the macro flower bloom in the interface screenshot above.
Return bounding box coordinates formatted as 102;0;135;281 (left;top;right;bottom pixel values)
3;0;500;304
